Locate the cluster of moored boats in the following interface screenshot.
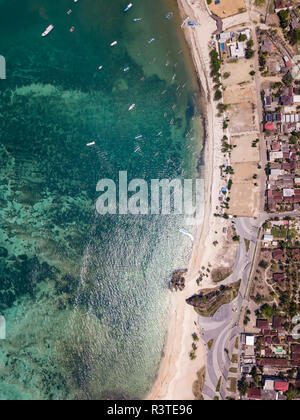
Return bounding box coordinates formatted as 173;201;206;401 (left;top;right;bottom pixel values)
41;1;183;149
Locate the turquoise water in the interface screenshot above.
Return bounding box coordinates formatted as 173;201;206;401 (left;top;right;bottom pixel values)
0;0;203;400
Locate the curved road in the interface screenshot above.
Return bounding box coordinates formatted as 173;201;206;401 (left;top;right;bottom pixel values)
199;216;261;400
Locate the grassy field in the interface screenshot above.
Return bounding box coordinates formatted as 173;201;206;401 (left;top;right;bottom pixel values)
227;377;237;393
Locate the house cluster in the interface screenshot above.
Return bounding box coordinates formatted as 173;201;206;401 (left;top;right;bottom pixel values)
259;30;293;76
265;137;300;211
262;218;290;248
217;29;251;59
240;317;300;400
264;86;300;133
261;217;300;290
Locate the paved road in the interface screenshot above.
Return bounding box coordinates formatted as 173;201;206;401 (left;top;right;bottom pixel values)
200;216;261;400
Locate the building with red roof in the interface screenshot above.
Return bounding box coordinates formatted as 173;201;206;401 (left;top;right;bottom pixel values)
248;387;262;400
265;122;275;131
257;319;270;330
273;273;285;282
274;381;289;392
273;316;284;330
292;249;300;260
257;358;289;367
272;249;285;260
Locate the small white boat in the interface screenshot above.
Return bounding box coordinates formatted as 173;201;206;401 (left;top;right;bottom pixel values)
86;142;95;147
98;65;103;70
42;25;54;37
67;9;72;15
123;66;130;72
133;18;142;22
129;104;136;111
70;26;75;32
135;135;142;139
124;3;133;12
148;38;155;44
110;41;118;47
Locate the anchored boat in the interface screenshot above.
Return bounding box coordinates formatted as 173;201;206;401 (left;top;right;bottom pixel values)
124;3;133;12
42;25;54;37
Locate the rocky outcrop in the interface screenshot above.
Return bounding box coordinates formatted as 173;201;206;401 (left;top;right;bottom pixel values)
169;269;187;292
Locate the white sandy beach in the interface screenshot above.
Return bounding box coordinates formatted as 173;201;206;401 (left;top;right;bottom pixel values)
148;0;229;400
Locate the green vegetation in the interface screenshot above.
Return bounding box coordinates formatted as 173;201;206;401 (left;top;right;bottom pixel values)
216;377;222;392
214;89;222;101
245;239;250;253
211;268;233;283
187;280;241;317
207;339;214;350
251;366;260;387
258;260;269;270
227;377;237;393
210;49;221;76
229;367;238;374
271;226;287;239
235;337;239;350
238;376;249;397
278;9;290;29
283;71;293;87
225;165;235;175
192;367;206;400
245;40;255;59
231;354;238;364
218;103;229;114
290;28;300;45
233;235;240;242
239;34;248;42
261;303;277;319
254;0;265;6
223;72;231;79
285;385;299;400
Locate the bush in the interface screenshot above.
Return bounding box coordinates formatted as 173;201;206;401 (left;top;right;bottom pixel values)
278;10;290;29
239;34;247;42
214;90;222;101
210;49;221;76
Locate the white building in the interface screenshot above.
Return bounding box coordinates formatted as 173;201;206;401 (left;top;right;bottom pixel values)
246;335;255;346
264;379;275;391
270;169;285;180
263;234;274;242
283;188;295;197
230;42;246;59
270;151;283;162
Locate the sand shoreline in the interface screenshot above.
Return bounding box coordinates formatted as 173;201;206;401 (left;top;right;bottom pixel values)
147;0;225;400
